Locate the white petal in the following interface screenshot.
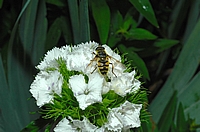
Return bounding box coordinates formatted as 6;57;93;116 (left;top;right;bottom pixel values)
54;118;76;132
30;71;63;107
94;127;106;132
88;73;104;94
69;75;87;95
66;51;93;72
69;74;103;110
73;41;99;52
37;47;68;70
113;101;142;128
110;71;141;96
109;61;126;78
66;41;98;72
71;117;98;132
102;80;111;94
76;94;92;110
131;78;141;93
104;109;123;131
102;45;121;61
122;105;142;128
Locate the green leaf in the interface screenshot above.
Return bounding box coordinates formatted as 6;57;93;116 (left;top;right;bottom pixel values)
59;16;73;44
107;35;121;48
110;10;123;32
0;54;9;132
123;11;137;30
7;44;37;131
32;0;47;64
68;0;90;44
141;119;159;132
19;0;47;65
178;72;200;130
91;0;110;43
45;17;62;51
149;19;200;124
182;1;200;43
126;28;157;40
44;124;52;132
107;10;123;48
119;44;150;80
79;0;90;42
123;17;137;31
21;117;51;132
67;0;80;44
168;0;191;38
129;0;159;27
19;0;39;55
102;98;115;107
131;52;150;80
154;39;179;52
176;103;188;131
45;0;66;7
178;72;200;108
158;91;177;132
3;0;40;131
136;39;179;58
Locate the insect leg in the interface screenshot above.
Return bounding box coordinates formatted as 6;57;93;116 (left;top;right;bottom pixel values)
87;53;98;74
87;55;97;67
110;62;117;77
91;64;97;74
92;52;96;55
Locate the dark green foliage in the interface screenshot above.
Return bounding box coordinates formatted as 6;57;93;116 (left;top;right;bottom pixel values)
0;0;200;131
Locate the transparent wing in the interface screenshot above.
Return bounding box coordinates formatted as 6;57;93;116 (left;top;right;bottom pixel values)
86;56;98;74
109;56;126;70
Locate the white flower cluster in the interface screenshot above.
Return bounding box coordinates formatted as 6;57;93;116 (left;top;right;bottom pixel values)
54;101;142;132
30;41;142;131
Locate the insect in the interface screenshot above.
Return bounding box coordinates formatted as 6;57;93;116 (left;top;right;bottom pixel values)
87;45;120;79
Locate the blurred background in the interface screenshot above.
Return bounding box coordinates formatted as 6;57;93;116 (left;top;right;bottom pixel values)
0;0;200;131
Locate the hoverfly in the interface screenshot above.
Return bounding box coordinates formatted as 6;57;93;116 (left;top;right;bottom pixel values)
87;45;122;80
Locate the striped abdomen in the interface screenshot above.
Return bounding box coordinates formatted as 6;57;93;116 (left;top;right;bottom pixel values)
97;57;110;76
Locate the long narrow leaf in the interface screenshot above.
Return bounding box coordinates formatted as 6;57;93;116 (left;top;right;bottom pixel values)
182;0;200;43
157;91;177;132
168;0;191;38
149;19;200;123
178;72;200;129
91;0;110;43
119;44;150;80
45;0;66;7
0;54;9;132
176;103;188;131
79;0;90;42
45;18;62;51
19;0;47;65
178;72;200;124
178;72;200;108
129;0;159;27
5;1;31;132
59;16;73;44
5;0;40;131
19;0;39;56
67;0;80;44
32;0;47;65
